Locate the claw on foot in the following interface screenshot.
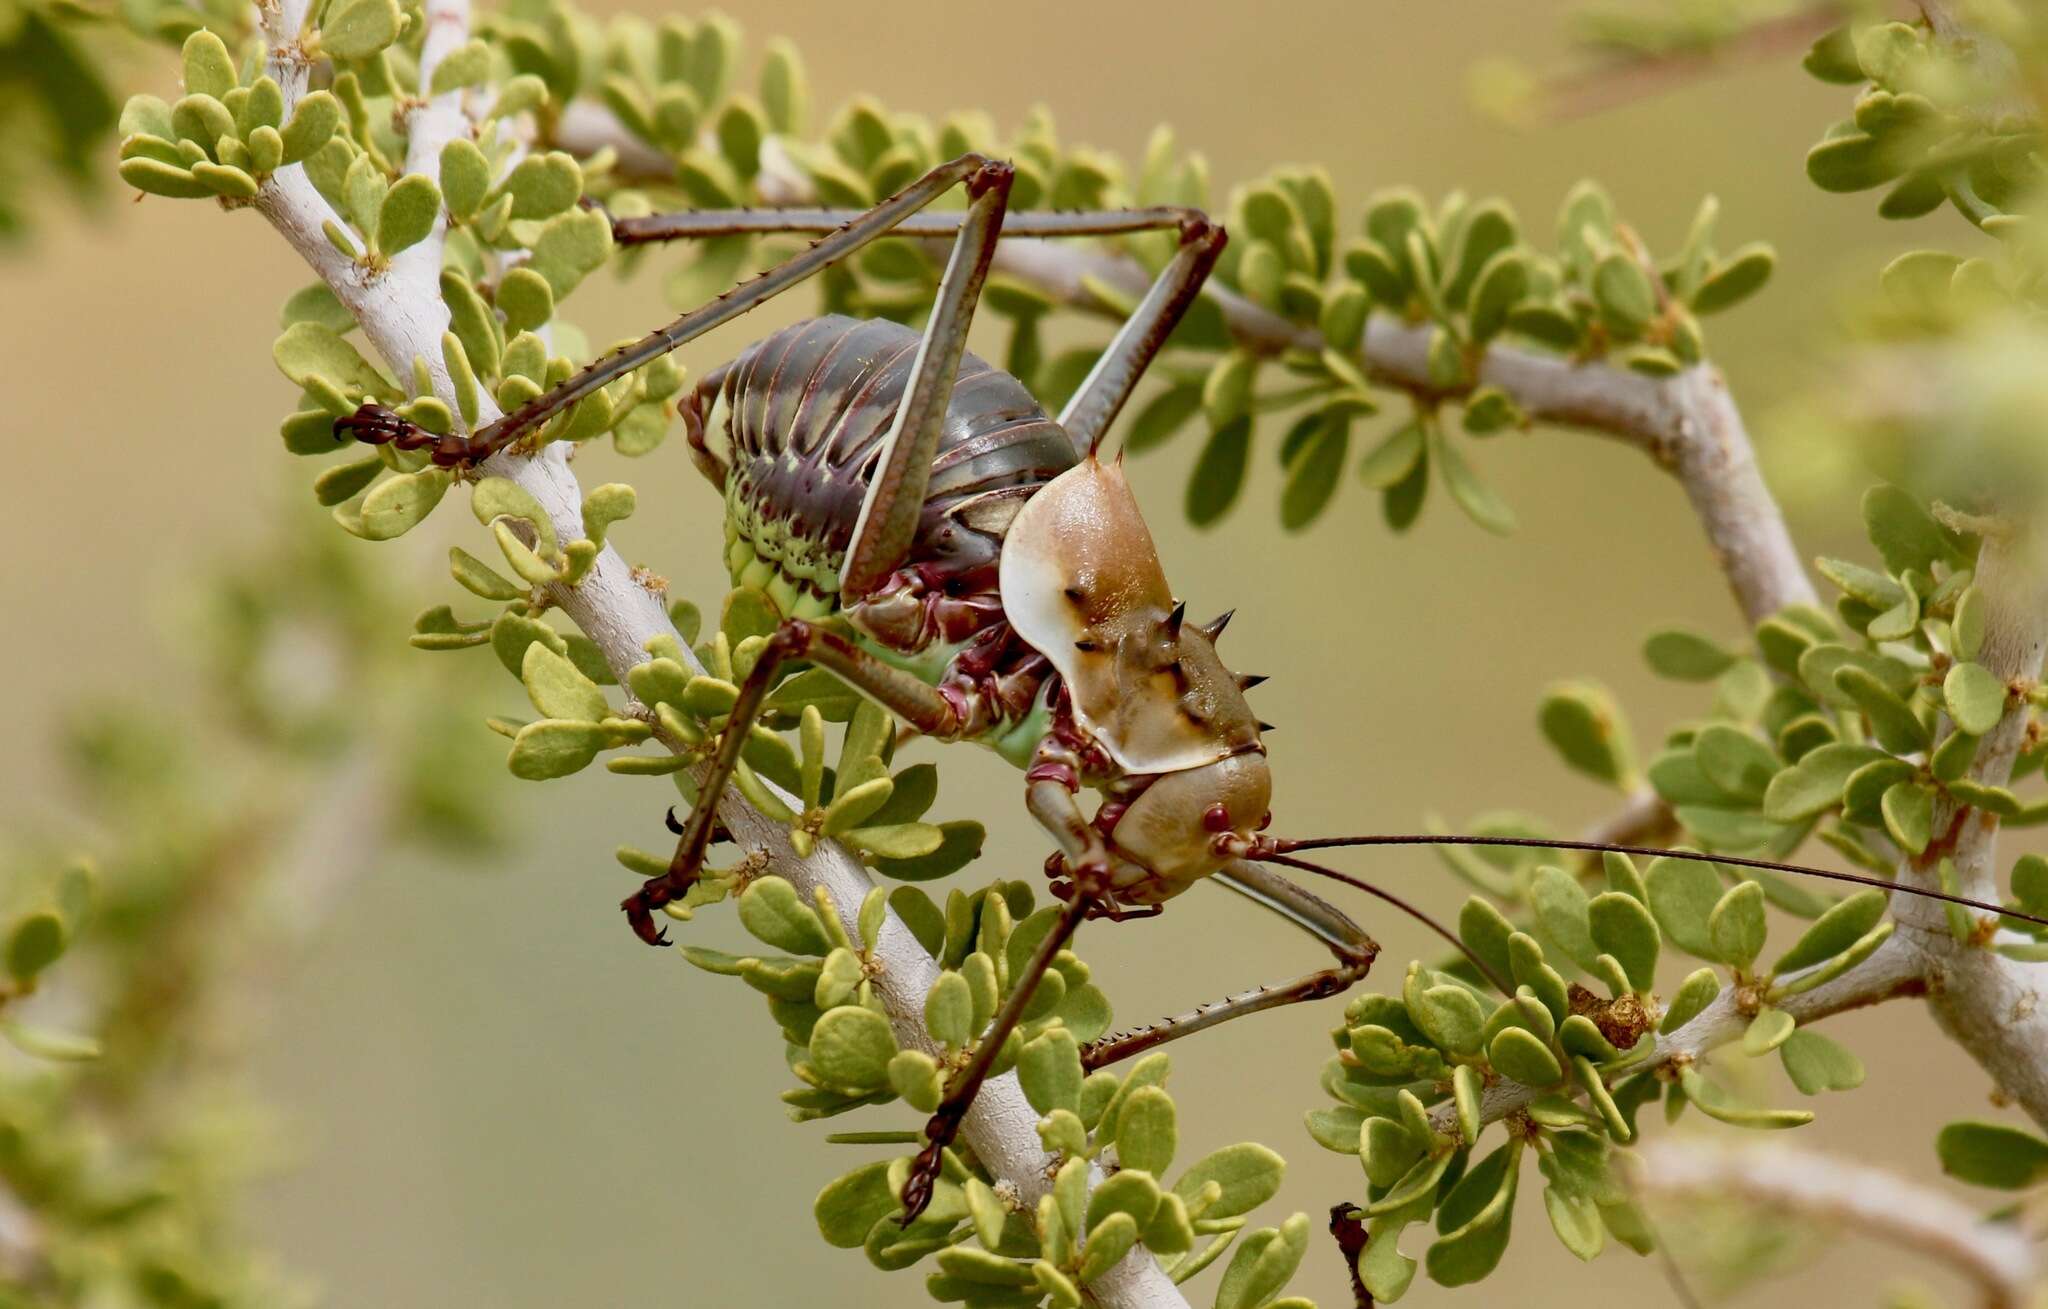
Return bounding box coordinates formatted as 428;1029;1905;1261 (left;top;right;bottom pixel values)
620;879;678;948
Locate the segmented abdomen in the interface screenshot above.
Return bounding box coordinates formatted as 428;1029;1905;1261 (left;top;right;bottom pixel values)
710;314;1076;610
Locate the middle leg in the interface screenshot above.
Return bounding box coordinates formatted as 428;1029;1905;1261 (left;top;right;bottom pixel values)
1080;862;1380;1071
622;618;966;946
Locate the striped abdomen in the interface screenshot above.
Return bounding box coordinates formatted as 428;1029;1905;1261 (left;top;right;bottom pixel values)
694;314;1077;631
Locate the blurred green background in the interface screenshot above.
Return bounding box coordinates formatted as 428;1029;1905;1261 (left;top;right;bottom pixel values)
2;0;2027;1304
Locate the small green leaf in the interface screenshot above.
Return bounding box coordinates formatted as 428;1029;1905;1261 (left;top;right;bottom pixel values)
1882;780;1935;855
1707;880;1767;971
499;151;583;220
1019;1028;1082;1116
377;173;441;256
1529;866;1600;973
1592;253;1657;337
1689;243;1774;315
1660;966;1720;1033
808;1005;895;1091
118;156;213;198
815;1161;896;1247
5;911;66;982
1075;1211;1137;1285
181;30;237;100
1279;414;1349;531
321;0;402;59
1805;133;1900;194
1358;420;1426;490
521;641;607;722
1954;587;1988;662
1945;662;2008;736
1779;1028;1864;1094
506;719;606;779
1214;1212;1310;1309
739;877;833;956
1117;1084;1178;1176
1186;415;1251;528
1171;1143;1284;1220
1538;681;1633;787
1433;425;1516;534
1644;628;1735;681
1836;666;1929;753
529;207;614;299
0;1021;100;1061
1588;892;1660;992
1774;889;1888;974
1679;1066;1813;1129
424;36;490;93
1489;1026;1563;1086
1863;485;1962;574
1762;742;1886;822
1125;384;1201;454
1742;1007;1796;1055
924;970;972;1048
1936;1121;2048;1189
356;465;451;540
279;91;341;164
1694;725;1779;803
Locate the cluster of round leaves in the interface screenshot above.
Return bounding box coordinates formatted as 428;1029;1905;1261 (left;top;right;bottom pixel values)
1315;846;1879;1302
1169;179;1773;540
1616;486;2048;960
680;871;1307;1308
1802;19;2041;230
117;29;347;202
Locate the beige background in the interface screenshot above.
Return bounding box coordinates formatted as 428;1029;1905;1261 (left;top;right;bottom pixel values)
2;1;2031;1305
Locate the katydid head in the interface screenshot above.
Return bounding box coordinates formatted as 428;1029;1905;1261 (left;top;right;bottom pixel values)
1002;455;1274;899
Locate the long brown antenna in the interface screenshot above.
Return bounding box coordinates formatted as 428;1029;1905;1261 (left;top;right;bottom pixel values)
1264;833;2048;930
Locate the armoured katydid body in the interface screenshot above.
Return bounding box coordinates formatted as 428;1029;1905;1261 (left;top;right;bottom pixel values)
685;312;1274;910
336;150;2048;1228
342;152;1378;1221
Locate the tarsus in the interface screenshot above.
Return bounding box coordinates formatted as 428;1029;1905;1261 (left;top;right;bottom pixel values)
1258;850;1515;994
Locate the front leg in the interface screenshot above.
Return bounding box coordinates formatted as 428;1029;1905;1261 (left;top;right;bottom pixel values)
1023;734;1115;884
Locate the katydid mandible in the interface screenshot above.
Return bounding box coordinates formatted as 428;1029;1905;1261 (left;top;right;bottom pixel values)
336;153;2048;1223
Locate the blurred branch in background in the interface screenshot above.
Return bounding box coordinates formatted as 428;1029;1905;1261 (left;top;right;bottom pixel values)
0;0;257;240
1630;1137;2041;1309
0;514;504;1305
1474;2;1845;125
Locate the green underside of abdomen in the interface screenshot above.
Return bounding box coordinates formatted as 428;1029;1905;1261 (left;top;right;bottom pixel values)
725;503;1048;772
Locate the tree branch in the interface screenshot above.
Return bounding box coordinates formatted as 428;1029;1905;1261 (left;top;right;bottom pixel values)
1630;1137;2041;1309
1896;529;2048;1129
244;8;1184;1306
